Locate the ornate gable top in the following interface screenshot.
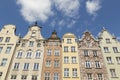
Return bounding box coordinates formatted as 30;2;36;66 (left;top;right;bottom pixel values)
48;30;60;40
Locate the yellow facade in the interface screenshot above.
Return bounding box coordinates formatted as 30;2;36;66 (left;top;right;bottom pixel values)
0;25;19;80
99;29;120;80
62;33;81;80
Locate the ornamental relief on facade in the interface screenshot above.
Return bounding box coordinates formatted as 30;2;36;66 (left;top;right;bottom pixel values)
79;32;99;48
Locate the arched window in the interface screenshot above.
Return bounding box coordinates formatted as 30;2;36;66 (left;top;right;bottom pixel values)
26;50;32;58
35;51;41;58
17;51;23;58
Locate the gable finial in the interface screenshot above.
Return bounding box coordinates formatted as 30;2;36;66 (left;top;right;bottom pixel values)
35;21;37;26
103;27;106;30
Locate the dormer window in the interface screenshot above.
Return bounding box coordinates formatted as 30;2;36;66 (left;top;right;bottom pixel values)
31;31;36;37
106;38;110;43
29;41;34;47
67;39;71;44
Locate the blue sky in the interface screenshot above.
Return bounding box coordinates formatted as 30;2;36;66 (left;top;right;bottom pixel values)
0;0;120;39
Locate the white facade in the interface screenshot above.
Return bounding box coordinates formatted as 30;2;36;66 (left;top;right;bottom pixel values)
6;24;45;80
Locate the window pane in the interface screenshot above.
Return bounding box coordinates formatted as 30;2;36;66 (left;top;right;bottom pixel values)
64;68;69;77
110;69;117;77
72;68;77;77
5;47;11;53
1;58;7;66
47;49;52;56
84;50;89;57
5;37;10;42
64;46;68;52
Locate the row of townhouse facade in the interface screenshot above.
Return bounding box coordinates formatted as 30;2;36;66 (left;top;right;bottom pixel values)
0;23;120;80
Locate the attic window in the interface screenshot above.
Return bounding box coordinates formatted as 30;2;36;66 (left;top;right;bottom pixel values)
106;38;110;43
7;31;9;33
31;31;36;37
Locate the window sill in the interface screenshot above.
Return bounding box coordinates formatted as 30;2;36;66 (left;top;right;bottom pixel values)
72;77;79;78
95;68;102;69
64;76;70;78
85;68;92;69
33;70;39;71
107;63;114;65
12;69;19;71
104;52;110;53
111;77;119;78
23;70;29;71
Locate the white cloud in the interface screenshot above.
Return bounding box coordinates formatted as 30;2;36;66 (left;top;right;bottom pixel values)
54;0;80;18
16;0;53;23
86;0;101;16
16;0;81;28
58;19;76;28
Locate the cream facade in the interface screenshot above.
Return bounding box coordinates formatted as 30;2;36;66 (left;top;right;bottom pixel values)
0;25;19;80
98;28;120;80
62;33;81;80
6;23;45;80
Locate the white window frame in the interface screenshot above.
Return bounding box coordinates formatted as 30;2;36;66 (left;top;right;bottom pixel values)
64;68;69;77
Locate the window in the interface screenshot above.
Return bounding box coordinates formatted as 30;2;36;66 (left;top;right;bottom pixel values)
37;43;41;47
85;61;91;68
5;37;10;42
93;50;98;57
104;47;109;53
29;41;34;47
1;58;7;66
54;60;59;67
97;74;103;80
71;46;75;52
54;49;60;56
23;63;29;70
21;75;27;79
72;68;77;77
67;39;71;43
106;38;110;43
72;57;77;63
44;73;50;80
0;37;3;42
116;57;120;64
87;73;92;80
64;46;68;52
113;47;118;53
31;31;36;37
84;50;89;57
13;63;20;70
26;51;32;58
106;57;113;64
5;47;11;53
0;72;2;78
110;69;117;77
64;57;69;63
64;68;69;77
54;73;59;80
0;47;3;53
11;75;17;79
17;51;22;58
32;75;37;80
46;60;51;67
33;63;39;70
95;61;101;68
54;42;59;46
35;51;41;58
47;49;52;56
